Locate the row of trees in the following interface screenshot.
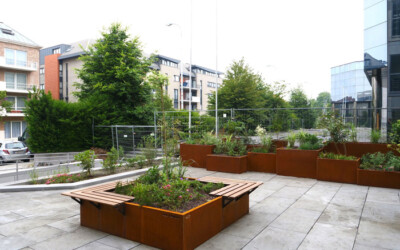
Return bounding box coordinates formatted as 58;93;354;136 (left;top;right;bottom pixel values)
25;23;330;152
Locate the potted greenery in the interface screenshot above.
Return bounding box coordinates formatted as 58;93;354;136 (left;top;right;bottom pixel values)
317;152;359;184
247;125;287;151
357;152;400;189
276;131;323;179
180;132;218;168
247;133;277;173
76;162;255;250
206;135;248;173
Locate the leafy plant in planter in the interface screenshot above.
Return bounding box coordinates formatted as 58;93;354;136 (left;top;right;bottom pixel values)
370;129;382;143
114;165;224;212
287;132;296;148
296;132;323;150
349;124;358;142
361;152;400;171
319;152;357;161
103;147;124;173
389;120;400;143
318;111;349;154
214;135;247;156
251;135;275;153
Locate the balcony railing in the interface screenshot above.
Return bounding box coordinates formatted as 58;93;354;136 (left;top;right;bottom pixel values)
0;81;36;93
182;81;198;89
0;56;38;71
183;96;200;102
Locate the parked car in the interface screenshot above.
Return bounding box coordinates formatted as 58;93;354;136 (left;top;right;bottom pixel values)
0;141;31;164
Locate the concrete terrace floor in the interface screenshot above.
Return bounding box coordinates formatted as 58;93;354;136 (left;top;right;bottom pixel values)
0;167;399;250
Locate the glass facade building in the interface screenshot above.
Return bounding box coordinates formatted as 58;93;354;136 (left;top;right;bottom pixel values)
331;61;372;107
364;0;400;131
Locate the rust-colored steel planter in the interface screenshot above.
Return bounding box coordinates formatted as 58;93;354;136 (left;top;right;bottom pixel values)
357;169;400;189
324;142;397;158
222;193;249;229
276;148;322;179
180;143;215;168
247;152;276;173
317;158;360;184
206;154;248;173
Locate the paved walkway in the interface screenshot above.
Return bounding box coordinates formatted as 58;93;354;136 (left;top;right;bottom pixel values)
0;167;399;250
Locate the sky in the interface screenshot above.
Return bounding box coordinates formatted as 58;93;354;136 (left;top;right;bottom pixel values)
2;0;364;99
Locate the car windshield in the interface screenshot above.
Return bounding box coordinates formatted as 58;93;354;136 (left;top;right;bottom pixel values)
5;142;25;149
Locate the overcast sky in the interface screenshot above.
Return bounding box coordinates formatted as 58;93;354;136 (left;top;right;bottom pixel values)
2;0;364;99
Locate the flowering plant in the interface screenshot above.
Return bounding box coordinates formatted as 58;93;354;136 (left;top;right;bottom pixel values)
45;173;84;184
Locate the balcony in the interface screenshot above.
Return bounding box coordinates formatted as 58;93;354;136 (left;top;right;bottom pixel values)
183;96;200;103
182;81;199;89
0;81;36;94
5;110;25;117
0;56;38;72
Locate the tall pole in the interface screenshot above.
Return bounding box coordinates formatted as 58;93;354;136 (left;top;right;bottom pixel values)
215;0;219;136
189;0;193;134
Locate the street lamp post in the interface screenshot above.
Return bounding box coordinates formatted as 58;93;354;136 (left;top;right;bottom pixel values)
166;23;184;110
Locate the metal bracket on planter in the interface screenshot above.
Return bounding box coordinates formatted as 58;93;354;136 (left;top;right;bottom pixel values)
71;197;82;205
115;203;126;216
222;197;234;208
90;201;101;210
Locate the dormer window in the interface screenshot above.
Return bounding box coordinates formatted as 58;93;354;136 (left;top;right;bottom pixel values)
1;28;14;35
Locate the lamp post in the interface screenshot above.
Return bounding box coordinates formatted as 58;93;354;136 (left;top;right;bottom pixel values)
166;23;184;110
215;0;219;136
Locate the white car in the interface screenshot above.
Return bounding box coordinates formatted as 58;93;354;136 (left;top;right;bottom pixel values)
0;141;31;164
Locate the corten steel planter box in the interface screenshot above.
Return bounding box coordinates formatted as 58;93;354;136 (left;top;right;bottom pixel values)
276;148;323;179
357;169;400;189
324;142;398;158
79;194;250;250
317;158;360;184
246;140;288;151
180;143;215;168
206;154;248;173
247;152;276;173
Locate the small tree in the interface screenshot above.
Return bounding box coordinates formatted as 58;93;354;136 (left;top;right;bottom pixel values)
318;110;349;154
74;150;96;176
0;91;12;120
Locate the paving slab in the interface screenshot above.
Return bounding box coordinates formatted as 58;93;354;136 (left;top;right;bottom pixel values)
0;234;35;250
269;207;322;233
270;186;310;199
30;227;107;250
251;196;296;215
243;226;306;250
298;223;357;250
96;235;140;250
195;232;250;250
366;187;400;205
318;203;363;228
48;215;80;232
76;241;118;250
222;211;279;239
20;225;65;243
0;211;25;224
356;219;400;250
291;196;329;212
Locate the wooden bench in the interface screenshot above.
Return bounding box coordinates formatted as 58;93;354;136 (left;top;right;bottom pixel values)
62;181;134;213
198;176;262;206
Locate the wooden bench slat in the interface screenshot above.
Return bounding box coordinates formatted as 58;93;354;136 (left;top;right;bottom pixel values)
226;183;263;199
210;183;247;196
63;192;118;206
221;183;254;197
209;183;239;195
71;191;128;205
93;191;135;200
87;191;134;202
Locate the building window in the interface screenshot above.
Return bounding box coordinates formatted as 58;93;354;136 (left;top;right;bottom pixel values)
161;59;178;68
5;49;27;67
393;0;400;37
5;96;26;111
4;121;26;139
390;54;400;91
174;89;178;109
174;75;180;82
5;72;27;90
39;68;45;74
53;48;61;54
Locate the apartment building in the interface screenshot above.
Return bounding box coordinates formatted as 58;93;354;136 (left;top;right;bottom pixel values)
41;43;224;110
0;22;40;140
40;39;93;102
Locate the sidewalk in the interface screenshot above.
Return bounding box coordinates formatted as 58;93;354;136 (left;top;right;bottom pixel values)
0;167;398;249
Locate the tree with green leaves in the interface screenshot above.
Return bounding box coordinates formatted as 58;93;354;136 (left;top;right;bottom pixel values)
75;23;154;126
0;91;12;119
289;87;316;129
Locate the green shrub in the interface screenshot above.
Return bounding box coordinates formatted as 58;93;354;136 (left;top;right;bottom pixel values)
103;147;123;173
360;152;400;171
319;152;357;161
370;129;381;143
114;163;224;212
390;120;400;144
296;132;322;150
287;132;296;148
142;136;157;165
214;135;247;156
74;150;96;176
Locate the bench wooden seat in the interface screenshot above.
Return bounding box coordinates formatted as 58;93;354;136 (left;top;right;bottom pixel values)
62;181;134;207
199;176;262;199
